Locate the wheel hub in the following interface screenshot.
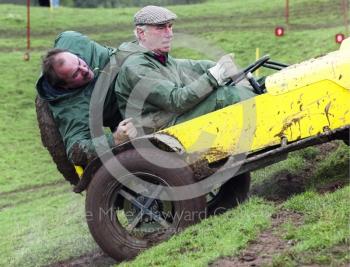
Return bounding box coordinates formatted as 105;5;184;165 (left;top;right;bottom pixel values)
123;193;172;232
131;195;164;223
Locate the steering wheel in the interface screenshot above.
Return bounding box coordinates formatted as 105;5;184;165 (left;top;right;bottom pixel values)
242;55;270;75
229;55;270;94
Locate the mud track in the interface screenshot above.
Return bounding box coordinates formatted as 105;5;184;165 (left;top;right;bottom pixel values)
0;180;66;197
46;250;116;267
209;142;348;267
209;209;304;267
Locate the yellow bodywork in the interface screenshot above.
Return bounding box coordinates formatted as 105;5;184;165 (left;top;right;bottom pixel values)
75;165;84;178
160;38;350;163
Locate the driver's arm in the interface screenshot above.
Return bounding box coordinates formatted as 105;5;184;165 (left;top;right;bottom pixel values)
115;60;218;115
174;58;216;74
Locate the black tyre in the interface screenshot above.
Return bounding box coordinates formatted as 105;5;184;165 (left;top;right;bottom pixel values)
35;96;79;185
206;172;251;216
85;148;206;261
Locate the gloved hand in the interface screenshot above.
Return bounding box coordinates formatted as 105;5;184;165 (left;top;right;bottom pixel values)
208;53;239;86
113;118;137;144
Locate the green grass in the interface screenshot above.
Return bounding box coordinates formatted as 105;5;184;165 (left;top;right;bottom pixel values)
0;52;60;193
0;186;98;267
0;0;349;266
251;150;306;188
252;142;349;187
120;198;274;267
307;143;350;188
271;186;350;266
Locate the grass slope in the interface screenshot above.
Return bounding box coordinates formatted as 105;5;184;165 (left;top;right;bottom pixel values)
125;144;349;266
0;0;348;266
121;198;274;267
275;186;350;266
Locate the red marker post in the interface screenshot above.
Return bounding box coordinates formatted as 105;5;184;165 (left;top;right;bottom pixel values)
275;26;285;37
285;0;289;26
24;0;30;61
335;33;345;44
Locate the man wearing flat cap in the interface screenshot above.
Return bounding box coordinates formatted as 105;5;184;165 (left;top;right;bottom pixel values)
115;5;256;133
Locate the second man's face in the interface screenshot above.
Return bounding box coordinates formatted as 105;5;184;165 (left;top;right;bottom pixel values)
54;52;94;89
140;22;174;54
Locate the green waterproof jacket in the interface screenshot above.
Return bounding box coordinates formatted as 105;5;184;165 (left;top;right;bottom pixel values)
115;41;256;134
36;31;122;164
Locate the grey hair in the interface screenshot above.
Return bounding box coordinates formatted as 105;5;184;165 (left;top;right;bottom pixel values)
134;25;148;41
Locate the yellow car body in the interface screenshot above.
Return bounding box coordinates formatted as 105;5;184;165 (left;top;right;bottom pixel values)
73;38;350;188
159;38;350;165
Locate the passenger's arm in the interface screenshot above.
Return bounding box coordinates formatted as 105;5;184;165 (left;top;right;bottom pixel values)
53;108;115;165
49;101;136;166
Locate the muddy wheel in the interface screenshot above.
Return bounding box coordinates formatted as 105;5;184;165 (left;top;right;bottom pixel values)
35;96;80;185
85;148;206;261
206;172;251;216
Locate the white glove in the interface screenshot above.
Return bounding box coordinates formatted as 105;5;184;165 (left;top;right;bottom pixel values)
113;118;137;144
208;53;239;86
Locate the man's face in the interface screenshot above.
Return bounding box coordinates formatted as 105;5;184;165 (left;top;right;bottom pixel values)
139;22;174;54
54;52;94;89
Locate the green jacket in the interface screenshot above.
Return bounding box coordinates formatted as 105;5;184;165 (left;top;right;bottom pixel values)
36;31;121;164
115;41;256;133
115;41;219;133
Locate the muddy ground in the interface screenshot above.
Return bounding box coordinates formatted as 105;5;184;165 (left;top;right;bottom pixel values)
48;211;304;267
46;142;348;267
209;209;304;267
46;251;116;267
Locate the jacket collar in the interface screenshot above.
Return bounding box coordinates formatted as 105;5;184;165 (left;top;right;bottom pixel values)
118;41;169;64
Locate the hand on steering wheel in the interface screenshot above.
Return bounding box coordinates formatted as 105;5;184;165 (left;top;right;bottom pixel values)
228;55;270;94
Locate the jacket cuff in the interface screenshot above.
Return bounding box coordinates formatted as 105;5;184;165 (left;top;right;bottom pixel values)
206;71;220;88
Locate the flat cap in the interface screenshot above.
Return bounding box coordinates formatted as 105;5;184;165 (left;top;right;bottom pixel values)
134;5;177;26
